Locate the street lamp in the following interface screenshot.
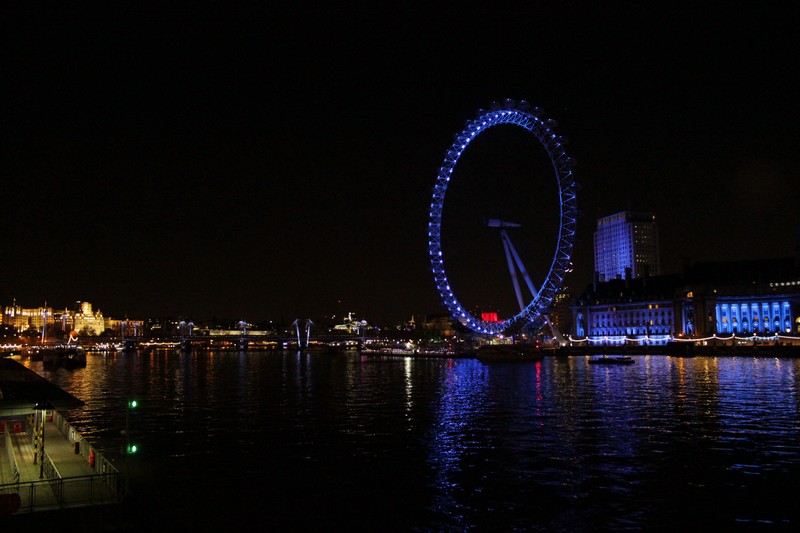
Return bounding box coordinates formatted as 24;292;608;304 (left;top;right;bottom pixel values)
33;400;54;479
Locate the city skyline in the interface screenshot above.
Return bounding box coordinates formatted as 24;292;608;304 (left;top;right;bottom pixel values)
4;6;799;325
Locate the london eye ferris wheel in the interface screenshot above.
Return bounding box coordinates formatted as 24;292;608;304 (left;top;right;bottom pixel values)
427;99;577;336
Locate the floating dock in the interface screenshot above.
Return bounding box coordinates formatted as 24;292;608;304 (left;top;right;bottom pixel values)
0;358;121;515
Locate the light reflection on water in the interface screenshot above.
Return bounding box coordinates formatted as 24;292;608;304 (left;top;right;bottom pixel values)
27;352;800;530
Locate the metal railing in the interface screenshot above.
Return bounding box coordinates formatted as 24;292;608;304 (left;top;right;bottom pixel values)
4;431;20;484
51;411;120;497
0;411;122;514
0;473;119;513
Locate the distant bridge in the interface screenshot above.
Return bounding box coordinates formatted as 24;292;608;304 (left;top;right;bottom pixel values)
111;333;364;352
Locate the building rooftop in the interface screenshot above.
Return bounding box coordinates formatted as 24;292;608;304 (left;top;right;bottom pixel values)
684;257;798;285
577;257;800;305
0;358;84;416
577;274;683;304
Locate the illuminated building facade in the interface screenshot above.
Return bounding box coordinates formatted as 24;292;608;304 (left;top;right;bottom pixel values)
68;301;106;336
677;259;800;337
2;300;144;338
573;258;800;345
594;211;660;282
2;303;54;333
333;312;367;334
105;318;145;337
573;272;679;345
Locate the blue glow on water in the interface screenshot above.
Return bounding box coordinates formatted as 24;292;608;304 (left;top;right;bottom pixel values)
33;351;800;530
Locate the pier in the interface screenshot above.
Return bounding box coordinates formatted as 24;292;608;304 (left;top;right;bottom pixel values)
0;359;121;517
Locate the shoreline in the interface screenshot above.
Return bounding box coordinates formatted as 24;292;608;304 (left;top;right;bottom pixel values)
359;343;800;359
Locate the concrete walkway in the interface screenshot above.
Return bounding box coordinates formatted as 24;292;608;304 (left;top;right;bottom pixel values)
1;418;118;513
2;418;95;484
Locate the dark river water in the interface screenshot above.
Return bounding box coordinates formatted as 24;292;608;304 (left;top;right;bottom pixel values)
25;351;800;531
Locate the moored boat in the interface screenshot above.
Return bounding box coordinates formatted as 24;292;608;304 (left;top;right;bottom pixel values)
42;343;87;368
588;354;635;365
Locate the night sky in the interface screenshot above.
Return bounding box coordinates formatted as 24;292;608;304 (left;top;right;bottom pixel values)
3;5;799;326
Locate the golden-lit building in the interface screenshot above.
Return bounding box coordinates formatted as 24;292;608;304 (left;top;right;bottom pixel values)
2;300;143;338
105;318;145;337
67;301;106;336
1;303;53;333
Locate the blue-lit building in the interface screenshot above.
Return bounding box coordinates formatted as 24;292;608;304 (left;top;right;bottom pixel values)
678;259;799;337
572;257;800;345
594;211;660;282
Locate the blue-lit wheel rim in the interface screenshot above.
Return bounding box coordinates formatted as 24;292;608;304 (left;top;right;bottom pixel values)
428;99;577;335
